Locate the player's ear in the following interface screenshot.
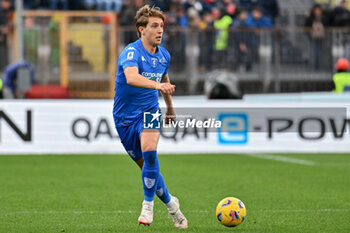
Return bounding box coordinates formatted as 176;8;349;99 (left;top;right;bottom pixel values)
139;26;144;36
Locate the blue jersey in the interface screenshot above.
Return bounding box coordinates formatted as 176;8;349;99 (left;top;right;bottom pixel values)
113;39;171;127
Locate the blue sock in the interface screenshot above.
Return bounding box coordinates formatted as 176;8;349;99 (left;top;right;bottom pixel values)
156;173;171;204
142;150;160;202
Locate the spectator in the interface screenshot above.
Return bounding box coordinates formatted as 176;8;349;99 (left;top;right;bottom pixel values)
245;6;273;28
184;0;196;11
305;4;328;70
81;0;96;10
239;0;257;12
257;0;279;24
166;3;178;26
120;0;144;45
333;57;350;92
164;4;186;70
3;61;35;99
184;0;204;20
245;6;272;67
49;15;60;70
187;5;201;27
201;0;216;12
229;9;252;71
149;0;171;12
213;7;233;69
225;0;236;18
329;0;350;27
96;0;122;12
70;0;84;10
24;0;40;9
176;5;188;68
197;10;215;71
48;0;69;10
0;0;12;71
177;5;189;28
24;17;38;65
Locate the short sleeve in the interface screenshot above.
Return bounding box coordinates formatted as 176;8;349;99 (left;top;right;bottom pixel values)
163;49;171;75
120;47;140;70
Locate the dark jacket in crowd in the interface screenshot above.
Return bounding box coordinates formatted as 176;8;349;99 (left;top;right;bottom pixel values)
329;5;350;27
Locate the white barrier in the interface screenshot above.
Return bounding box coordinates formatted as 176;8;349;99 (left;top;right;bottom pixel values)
0;98;349;154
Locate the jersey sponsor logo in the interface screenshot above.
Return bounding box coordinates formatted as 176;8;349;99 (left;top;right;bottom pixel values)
159;57;167;63
141;56;146;62
144;177;156;189
151;58;158;68
127;51;134;60
127;47;136;50
141;72;162;82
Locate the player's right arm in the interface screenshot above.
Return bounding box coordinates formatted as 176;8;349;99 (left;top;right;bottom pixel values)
124;66;175;95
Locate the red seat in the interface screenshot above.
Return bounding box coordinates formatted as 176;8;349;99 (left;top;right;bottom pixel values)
25;85;68;99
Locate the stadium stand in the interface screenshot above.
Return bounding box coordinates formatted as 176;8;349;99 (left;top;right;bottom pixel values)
1;0;350;98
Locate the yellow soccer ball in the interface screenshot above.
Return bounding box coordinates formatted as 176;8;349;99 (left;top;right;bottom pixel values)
216;197;246;227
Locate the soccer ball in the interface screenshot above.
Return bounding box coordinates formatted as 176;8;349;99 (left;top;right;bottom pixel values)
216;197;246;227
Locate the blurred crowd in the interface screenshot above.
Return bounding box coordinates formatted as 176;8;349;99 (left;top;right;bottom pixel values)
1;0;350;73
119;0;278;71
0;0;280;73
23;0;122;12
305;0;350;70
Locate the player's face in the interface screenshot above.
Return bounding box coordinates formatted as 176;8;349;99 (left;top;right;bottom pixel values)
141;17;164;47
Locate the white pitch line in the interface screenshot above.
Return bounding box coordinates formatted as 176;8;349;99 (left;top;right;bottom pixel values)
0;210;209;216
1;209;349;216
255;209;350;213
243;154;317;166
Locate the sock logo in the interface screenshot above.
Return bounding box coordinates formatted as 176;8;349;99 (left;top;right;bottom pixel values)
144;177;156;189
156;188;163;197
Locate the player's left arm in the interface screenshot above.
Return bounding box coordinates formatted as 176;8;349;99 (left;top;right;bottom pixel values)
161;73;175;123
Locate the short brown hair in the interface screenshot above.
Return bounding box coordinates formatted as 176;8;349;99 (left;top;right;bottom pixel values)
135;5;165;38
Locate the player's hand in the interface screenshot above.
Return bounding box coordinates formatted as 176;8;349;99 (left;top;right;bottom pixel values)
164;108;176;124
156;83;175;95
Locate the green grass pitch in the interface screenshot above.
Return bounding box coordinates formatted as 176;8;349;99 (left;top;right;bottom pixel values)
0;153;349;233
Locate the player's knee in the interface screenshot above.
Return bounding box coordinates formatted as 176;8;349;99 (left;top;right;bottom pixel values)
143;150;158;166
145;156;155;166
142;145;157;152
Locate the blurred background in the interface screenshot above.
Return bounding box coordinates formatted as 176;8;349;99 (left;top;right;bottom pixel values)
1;0;350;99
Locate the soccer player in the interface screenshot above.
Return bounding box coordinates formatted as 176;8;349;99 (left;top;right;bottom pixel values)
113;5;188;229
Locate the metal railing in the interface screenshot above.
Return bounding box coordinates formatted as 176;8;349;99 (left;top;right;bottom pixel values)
17;12;350;97
119;27;347;94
